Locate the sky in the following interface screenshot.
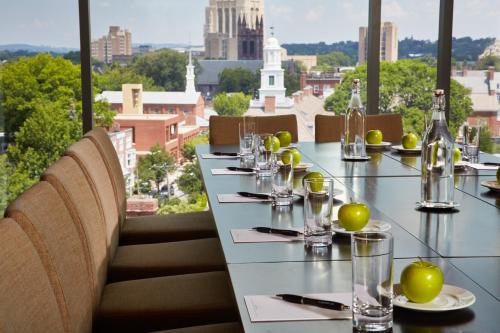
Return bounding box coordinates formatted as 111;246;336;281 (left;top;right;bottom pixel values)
1;0;499;48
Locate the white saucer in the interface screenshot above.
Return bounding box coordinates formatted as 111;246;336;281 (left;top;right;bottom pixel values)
366;141;392;149
331;219;391;235
454;161;469;170
393;284;476;312
392;145;422;154
293;188;343;198
293;162;313;173
481;180;500;192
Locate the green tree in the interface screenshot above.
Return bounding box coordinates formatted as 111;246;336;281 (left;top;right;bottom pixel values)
181;133;209;162
213;92;250;116
137;144;175;195
475;55;500;71
318;51;353;67
218;67;259;94
157;192;207;215
479;126;494;153
177;161;204;195
324;60;473;137
284;71;300;96
6;99;83;200
0;53;82;139
96;66;161;92
132;49;187;91
0;155;10;215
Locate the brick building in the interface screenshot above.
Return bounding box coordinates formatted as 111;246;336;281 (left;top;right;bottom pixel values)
300;72;342;97
237;15;263;60
108;128;136;195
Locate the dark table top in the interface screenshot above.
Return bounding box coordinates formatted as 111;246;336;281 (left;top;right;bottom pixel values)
337;176;500;257
196;145;437;263
454;175;500;208
448;257;500;302
298;142;421;177
228;259;500;333
383;149;500;177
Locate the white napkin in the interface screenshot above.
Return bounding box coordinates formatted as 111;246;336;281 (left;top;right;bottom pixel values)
244;293;352;322
211;169;255;175
468;163;499;170
217;194;272;203
231;228;303;243
201;154;240;159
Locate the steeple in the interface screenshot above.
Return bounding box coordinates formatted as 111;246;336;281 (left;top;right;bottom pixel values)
185;47;196;94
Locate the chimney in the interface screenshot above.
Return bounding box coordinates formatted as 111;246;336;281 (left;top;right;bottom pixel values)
487;66;495;81
487;66;496;96
300;73;307;91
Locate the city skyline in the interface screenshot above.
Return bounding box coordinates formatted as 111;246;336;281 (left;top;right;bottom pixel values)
1;0;500;48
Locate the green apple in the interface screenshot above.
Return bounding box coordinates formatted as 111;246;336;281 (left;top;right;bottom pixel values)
453;147;461;164
338;202;370;231
264;135;280;152
282;148;301;167
402;133;418;149
303;171;324;192
400;259;444;303
275;131;292;148
366;130;383;144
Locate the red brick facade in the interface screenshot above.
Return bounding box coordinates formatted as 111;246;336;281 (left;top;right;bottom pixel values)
300;73;341;97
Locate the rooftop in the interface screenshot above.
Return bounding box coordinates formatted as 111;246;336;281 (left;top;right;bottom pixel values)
115;113;179;121
97;91;201;105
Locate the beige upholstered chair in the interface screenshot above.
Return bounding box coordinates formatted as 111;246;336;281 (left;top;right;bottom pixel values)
0;218;68;332
84;128;217;245
366;113;404;143
209;114;299;145
6;181;238;332
154;323;244;333
49;151;225;282
314;114;343;143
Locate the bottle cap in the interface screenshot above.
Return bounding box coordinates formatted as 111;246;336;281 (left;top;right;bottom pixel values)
434;89;445;97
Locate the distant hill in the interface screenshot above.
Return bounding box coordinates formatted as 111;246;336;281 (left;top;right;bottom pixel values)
0;44;78;54
283;37;495;63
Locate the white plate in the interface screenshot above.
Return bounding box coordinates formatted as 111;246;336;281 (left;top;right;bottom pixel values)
293;188;343;198
293;162;314;173
331;219;391;235
481;180;500;192
454;161;469;169
393;284;476;312
392;145;422;154
366;141;392;149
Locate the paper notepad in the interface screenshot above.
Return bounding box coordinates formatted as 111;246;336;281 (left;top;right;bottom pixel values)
217;194;272;203
211;169;255;175
231;228;303;243
468;163;499;170
201;154;240;159
244;293;352;322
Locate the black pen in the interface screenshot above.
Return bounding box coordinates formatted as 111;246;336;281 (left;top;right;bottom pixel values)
212;152;239;156
276;294;350;311
237;192;272;200
483;162;500;166
252;227;302;237
228;167;256;173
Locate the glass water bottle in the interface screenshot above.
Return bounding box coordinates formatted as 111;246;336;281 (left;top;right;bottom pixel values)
420;89;455;208
342;79;367;160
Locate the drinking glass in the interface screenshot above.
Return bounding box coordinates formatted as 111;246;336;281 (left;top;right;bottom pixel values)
239;119;256;159
351;232;393;332
303;178;334;247
254;134;275;177
463;125;480;163
272;151;294;206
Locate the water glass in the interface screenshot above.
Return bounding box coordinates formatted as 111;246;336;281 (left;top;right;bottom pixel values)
239;120;256;158
351;232;393;332
272;151;294;206
254;134;275;177
463;125;480;163
303;178;334;247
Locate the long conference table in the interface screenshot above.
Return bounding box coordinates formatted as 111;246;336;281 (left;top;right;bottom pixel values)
196;143;500;333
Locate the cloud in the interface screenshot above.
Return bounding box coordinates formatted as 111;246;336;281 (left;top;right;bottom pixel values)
382;1;407;19
305;6;324;22
98;1;111;8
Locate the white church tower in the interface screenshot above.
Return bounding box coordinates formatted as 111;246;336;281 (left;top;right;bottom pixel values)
185;48;196;94
257;29;291;108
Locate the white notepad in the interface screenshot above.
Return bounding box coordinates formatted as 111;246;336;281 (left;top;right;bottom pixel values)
230;228;303;243
201;154;240;159
211;169;255;175
244;293;352;322
217;194;272;203
468;163;499;170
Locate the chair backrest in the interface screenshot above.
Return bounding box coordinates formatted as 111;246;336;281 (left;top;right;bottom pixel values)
42;156;109;310
255;115;298;142
6;182;94;333
315;114;343;143
84;127;127;224
0;218;68;332
65;138;120;262
366;113;404;143
209;115;298;145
